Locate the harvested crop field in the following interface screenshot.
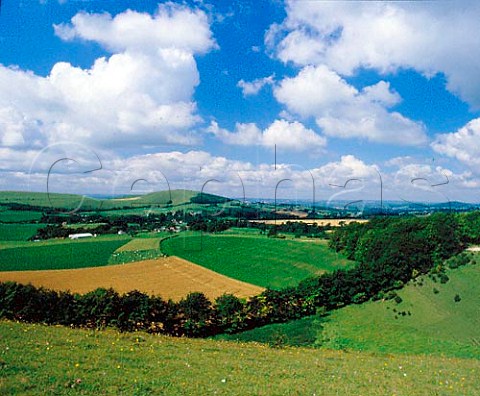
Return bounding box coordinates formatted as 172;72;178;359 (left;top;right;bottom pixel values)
0;257;264;301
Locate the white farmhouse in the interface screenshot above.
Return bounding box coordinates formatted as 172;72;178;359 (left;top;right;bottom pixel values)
68;233;93;240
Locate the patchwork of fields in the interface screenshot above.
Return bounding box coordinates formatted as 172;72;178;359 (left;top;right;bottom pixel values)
161;234;353;289
0;226;353;298
0;191;479;395
0;228;240;299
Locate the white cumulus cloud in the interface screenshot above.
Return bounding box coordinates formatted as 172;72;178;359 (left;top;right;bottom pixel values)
54;5;215;54
274;65;427;145
237;75;274;96
0;3;215;151
208;119;327;151
432;118;480;170
267;1;480;108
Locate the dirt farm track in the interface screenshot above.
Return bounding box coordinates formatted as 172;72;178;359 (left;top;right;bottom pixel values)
0;257;264;301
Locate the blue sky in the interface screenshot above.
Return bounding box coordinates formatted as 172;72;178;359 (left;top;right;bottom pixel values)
2;0;480;202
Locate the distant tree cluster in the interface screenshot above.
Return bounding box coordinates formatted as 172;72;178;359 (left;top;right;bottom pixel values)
189;218;249;233
189;194;230;205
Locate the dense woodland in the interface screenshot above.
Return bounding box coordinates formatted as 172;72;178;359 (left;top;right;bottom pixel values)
1;212;478;337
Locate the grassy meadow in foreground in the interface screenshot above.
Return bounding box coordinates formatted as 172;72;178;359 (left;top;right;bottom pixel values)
0;320;479;395
161;234;352;289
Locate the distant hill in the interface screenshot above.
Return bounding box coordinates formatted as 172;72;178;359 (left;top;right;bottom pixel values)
0;189;231;211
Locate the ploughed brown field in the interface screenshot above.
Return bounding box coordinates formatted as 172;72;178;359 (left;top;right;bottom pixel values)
0;257;264;301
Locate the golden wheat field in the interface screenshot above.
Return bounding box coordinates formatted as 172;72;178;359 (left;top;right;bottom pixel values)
0;257;264;301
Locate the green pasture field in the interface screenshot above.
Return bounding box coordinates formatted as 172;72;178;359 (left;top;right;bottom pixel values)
1;320;479;395
161;233;352;289
0;234;131;250
114;237;161;253
0;224;45;241
0;209;43;223
0;238;130;271
218;261;480;360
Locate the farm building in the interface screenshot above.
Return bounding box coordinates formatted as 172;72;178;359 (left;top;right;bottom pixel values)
68;233;94;240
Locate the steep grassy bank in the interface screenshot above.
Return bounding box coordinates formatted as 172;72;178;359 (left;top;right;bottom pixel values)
1;320;479;395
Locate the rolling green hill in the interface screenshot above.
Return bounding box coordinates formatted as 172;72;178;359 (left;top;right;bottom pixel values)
105;189;198;208
1;320;478;395
0;191;103;211
161;234;353;289
0;189;230;211
217;260;480;359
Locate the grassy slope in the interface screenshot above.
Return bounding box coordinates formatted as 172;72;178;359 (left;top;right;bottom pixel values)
218;263;480;359
127;189;197;205
0;189;229;211
0;191;103;210
161;234;353;289
1;321;479;396
0;238;130;271
318;262;480;358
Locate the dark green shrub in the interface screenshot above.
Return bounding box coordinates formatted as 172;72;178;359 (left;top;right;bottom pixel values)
178;292;214;337
439;273;449;284
116;290;150;332
78;288;120;329
214;294;245;333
